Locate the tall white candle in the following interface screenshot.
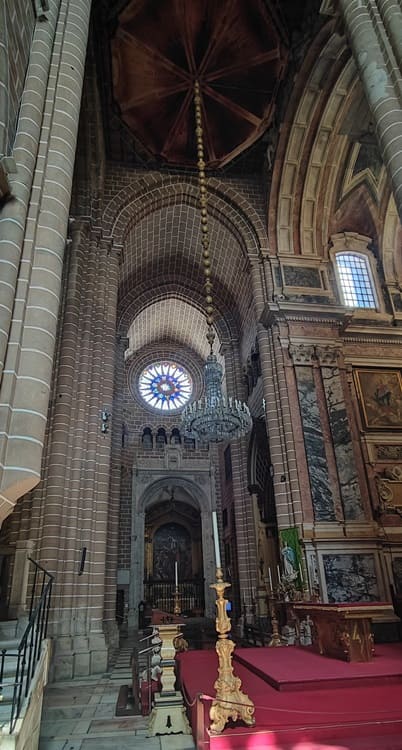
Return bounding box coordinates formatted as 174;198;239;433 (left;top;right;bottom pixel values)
175;560;178;587
212;511;222;569
268;567;273;592
277;564;281;580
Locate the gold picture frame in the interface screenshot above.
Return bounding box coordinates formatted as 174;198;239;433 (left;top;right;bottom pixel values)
354;368;402;431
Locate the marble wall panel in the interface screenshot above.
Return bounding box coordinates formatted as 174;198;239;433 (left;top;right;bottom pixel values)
322;367;365;520
283;266;322;288
295;366;336;521
323;553;379;602
392;557;402;595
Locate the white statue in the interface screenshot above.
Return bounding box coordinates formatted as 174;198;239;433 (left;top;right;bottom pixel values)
299;615;313;646
281;542;298;580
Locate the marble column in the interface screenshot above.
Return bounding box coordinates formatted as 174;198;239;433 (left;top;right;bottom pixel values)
316;346;365;521
290;345;336;522
338;0;402;221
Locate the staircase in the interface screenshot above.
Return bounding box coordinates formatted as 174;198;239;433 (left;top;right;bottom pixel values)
0;619;24;730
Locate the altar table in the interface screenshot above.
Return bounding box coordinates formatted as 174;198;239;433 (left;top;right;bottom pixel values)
292;602;394;662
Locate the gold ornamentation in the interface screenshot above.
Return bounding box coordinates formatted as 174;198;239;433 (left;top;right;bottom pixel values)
209;568;255;734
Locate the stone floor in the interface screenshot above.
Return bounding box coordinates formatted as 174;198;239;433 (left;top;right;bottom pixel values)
38;675;195;750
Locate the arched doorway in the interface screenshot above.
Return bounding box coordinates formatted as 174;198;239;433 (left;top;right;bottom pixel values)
144;494;205;615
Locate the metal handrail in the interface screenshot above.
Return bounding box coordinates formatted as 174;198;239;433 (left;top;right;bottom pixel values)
0;558;54;733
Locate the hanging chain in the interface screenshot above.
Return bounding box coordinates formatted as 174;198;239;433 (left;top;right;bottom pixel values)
194;81;215;354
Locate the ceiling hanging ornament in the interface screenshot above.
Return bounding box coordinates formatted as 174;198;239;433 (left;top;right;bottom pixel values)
182;82;252;445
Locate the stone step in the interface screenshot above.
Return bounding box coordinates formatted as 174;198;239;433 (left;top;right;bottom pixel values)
0;622;18;641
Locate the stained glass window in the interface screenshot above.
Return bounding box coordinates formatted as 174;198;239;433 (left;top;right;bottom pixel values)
336;252;377;308
138;361;192;411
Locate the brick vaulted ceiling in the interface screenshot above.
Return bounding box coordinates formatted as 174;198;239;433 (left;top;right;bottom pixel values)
110;0;289;167
118;201;253;359
96;0;296;367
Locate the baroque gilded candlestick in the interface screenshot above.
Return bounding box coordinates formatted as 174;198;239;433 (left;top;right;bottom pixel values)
209;567;255;734
173;586;181;616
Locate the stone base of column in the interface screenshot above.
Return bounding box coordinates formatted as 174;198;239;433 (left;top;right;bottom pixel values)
50;633;109;681
103;618;120;654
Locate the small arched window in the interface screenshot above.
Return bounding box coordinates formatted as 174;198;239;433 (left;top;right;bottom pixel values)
335;252;377;309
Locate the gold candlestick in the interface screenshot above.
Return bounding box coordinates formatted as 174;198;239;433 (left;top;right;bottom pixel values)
209;567;255;734
268;596;286;647
173;587;181;616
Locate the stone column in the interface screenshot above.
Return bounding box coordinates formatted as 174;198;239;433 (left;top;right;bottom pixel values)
338;0;402;221
201;509;217;618
0;0;92;519
249;258;303;530
129;509;145;631
222;339;258;610
9;540;35;619
32;225;120;679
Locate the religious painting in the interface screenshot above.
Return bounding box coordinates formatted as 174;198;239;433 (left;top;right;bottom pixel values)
323;553;379;603
353;368;402;430
152;523;192;582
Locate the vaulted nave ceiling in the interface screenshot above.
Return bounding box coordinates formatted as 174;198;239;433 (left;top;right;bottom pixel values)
110;0;289;167
93;0;314;169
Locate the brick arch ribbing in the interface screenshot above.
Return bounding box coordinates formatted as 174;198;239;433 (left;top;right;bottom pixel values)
138;475;210;516
118;278;236;345
102;175;265;260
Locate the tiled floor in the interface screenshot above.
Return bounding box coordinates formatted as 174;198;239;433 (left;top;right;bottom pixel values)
39;675;195;750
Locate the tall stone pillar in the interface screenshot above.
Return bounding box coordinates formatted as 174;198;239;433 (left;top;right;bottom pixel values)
0;0;92;519
223;340;258;607
338;0;402;221
33;223;120;679
249;258;303;530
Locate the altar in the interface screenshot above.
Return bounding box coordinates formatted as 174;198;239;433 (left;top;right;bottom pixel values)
292;602;394;662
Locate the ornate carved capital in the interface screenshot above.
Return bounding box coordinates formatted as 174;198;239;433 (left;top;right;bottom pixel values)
315;345;340;366
288;344;315;365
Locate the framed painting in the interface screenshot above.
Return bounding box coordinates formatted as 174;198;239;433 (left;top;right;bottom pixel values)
354;368;402;430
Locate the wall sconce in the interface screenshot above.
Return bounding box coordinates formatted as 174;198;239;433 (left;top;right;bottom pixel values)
101;410;111;433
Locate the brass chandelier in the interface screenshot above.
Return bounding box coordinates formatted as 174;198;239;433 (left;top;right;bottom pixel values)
182;82;252;444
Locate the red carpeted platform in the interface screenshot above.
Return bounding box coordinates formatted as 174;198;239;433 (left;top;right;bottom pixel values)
234;643;402;691
176;644;402;750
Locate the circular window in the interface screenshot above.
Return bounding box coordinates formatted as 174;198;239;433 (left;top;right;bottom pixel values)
138;361;193;412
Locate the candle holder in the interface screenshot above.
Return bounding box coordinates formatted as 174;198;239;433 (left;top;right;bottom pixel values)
268;595;286;647
173;586;181;616
209;567;255;734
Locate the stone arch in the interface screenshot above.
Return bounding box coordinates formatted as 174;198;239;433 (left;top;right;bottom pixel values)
129;473;217;623
382;194;402;284
118;283;236;346
271;23;364;257
137;475;211;516
102;175;266;260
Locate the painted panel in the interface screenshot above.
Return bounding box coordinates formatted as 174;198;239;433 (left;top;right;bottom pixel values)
323;553;379;602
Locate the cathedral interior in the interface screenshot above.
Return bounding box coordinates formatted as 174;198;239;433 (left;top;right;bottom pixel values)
1;0;402;693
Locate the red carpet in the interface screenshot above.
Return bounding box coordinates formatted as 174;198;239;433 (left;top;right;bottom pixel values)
234;643;402;691
176;644;402;750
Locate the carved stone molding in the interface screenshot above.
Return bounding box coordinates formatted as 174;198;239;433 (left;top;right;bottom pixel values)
315;345;341;366
288;344;316;365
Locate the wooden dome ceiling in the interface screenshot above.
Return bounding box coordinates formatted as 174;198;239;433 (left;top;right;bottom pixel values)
111;0;289;167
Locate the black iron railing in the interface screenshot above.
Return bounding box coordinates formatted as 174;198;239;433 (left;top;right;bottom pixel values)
143;579;205;615
0;558;54;733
